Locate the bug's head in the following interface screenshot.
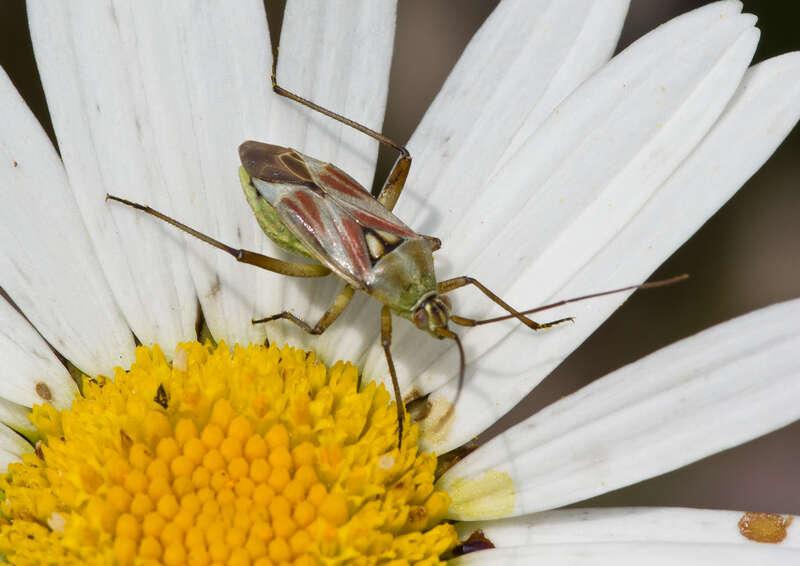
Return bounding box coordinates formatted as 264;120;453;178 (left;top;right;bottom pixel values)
412;294;452;336
412;294;466;415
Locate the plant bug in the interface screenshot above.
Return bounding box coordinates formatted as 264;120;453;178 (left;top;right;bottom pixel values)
107;63;686;447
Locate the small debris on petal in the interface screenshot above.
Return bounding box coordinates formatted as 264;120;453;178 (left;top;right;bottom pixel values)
452;529;495;556
35;382;52;401
738;512;793;543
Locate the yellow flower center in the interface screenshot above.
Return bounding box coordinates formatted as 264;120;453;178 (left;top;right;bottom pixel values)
0;342;456;565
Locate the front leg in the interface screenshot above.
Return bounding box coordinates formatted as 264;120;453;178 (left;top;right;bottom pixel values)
252;285;355;334
438;276;573;330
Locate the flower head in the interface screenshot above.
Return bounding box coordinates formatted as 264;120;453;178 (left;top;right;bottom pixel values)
1;1;799;564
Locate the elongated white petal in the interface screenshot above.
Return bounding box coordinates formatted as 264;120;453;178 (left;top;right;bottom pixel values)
366;0;755;407
98;0;277;347
439;298;800;519
347;0;630;384
271;0;397;355
27;2;201;352
452;543;800;566
0;298;77;410
0;422;34;472
0;68;135;376
405;0;630;232
457;508;800;547
429;48;800;451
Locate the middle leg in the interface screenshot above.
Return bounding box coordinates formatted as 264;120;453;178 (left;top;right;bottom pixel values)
438;276;573;330
380;305;405;448
252;285;355;334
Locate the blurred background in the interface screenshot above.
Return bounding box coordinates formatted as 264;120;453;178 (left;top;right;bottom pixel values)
2;1;798;513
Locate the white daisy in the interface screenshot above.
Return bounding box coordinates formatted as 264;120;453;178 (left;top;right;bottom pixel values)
0;0;799;564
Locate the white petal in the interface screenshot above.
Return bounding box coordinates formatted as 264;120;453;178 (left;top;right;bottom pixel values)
452;543;800;566
0;396;38;440
350;0;630;390
0;422;34;472
431;48;800;451
270;0;397;356
439;298;800;519
27;2;201;351
0;67;135;376
456;507;800;547
405;0;630;231
399;2;767;452
95;0;278;347
0;298;77;410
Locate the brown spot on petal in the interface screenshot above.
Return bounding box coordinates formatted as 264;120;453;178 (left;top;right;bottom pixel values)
452;529;495;556
35;382;52;401
738;512;793;543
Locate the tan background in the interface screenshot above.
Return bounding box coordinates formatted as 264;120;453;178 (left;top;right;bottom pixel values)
2;1;798;513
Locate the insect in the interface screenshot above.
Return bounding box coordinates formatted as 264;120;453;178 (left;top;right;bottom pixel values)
108;64;685;447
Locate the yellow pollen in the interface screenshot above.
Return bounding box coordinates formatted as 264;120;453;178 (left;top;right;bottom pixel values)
0;341;457;565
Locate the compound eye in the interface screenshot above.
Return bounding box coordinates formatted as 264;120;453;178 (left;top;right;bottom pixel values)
413;308;429;330
439;295;452;312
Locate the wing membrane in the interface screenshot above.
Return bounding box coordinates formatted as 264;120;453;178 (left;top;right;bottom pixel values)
278;187;372;288
240;141;422;288
308;159;417;239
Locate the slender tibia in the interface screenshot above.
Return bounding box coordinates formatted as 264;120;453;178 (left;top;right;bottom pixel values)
270;55;412;213
252;285;355;333
271;59;408;157
106;194;331;278
450;314;573;329
438;276;558;330
380;305;405;448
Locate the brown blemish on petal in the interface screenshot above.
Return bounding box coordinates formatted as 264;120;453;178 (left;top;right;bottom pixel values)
35;382;52;401
452;529;495;556
738;512;793;543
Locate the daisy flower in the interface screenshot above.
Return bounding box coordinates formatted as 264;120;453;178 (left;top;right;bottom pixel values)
1;0;799;564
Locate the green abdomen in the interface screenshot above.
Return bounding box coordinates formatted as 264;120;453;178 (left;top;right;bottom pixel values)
240;166;314;259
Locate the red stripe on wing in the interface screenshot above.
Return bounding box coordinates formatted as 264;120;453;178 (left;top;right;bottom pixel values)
317;165;417;238
279;189;372;283
348;209;417;238
292;191;324;231
337;215;371;278
318;167;371;199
